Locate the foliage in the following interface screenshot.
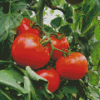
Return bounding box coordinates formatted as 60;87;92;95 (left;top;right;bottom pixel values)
0;0;100;100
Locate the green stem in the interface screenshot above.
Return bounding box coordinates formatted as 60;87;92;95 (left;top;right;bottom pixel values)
35;0;45;28
41;39;50;46
55;48;68;57
9;0;11;14
58;34;65;39
0;89;12;100
42;29;68;57
0;60;13;64
39;37;47;43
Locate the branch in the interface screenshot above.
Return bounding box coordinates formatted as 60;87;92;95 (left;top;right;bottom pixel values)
35;0;45;28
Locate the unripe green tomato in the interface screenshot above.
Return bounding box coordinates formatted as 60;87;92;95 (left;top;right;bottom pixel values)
66;0;83;5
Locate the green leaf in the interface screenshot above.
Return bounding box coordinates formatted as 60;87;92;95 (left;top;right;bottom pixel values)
87;70;99;85
0;30;8;42
0;30;15;60
81;1;100;33
26;66;54;99
89;85;100;99
93;66;98;71
91;41;100;66
54;90;64;100
0;0;8;3
22;10;33;19
94;26;100;40
74;10;82;31
7;66;24;82
0;70;25;93
63;4;73;20
0;12;23;42
61;86;78;94
82;0;94;15
84;25;95;40
24;76;31;100
50;17;62;28
44;24;55;33
59;25;72;35
11;2;27;13
50;10;54;14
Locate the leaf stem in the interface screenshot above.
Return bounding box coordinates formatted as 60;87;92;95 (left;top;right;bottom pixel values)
35;0;45;28
0;89;12;100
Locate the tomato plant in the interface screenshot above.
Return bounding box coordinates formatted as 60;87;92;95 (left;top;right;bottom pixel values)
36;67;60;93
11;33;50;69
17;18;41;37
49;34;69;60
56;52;88;80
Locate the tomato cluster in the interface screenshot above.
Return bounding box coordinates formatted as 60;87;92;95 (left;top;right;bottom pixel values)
11;18;88;93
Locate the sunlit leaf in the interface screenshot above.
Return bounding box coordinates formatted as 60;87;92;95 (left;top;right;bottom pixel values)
0;12;23;42
91;41;100;66
87;70;99;85
50;17;62;28
0;70;25;93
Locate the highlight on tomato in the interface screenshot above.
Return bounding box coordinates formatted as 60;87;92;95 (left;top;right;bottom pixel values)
11;33;50;69
56;52;88;80
36;67;60;93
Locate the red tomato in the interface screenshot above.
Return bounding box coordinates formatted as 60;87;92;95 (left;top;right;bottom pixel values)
56;52;88;80
11;33;50;69
49;34;69;60
18;18;40;37
36;67;60;93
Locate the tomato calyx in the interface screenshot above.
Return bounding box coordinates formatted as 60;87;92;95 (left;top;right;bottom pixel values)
40;36;69;58
55;34;65;40
31;22;44;35
41;39;50;47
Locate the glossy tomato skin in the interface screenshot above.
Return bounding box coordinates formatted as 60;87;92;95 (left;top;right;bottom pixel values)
18;18;40;37
56;52;88;80
11;33;50;69
36;67;60;93
49;34;69;60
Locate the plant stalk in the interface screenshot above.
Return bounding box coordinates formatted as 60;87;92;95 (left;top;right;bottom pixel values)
35;0;45;28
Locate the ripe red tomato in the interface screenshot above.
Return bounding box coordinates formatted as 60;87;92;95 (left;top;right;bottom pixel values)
11;33;50;69
49;34;69;60
18;18;40;37
36;67;60;93
56;52;88;80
